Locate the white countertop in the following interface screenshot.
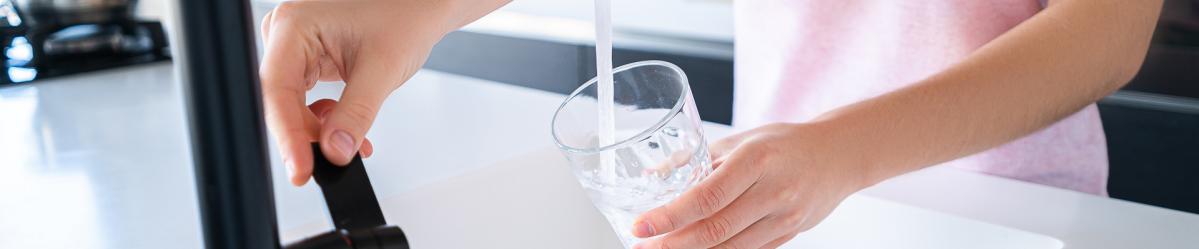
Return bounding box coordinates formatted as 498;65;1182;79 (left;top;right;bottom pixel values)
1;63;1196;248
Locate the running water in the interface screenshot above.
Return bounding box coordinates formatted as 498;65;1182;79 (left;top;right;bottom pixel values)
594;0;617;183
586;2;713;248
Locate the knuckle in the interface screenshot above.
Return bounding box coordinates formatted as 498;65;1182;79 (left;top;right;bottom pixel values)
781;213;806;229
338;101;379;126
770;188;799;204
264;2;315;34
750;140;783;161
784;232;800;241
738;142;771;164
660;211;681;232
695;186;727;215
271;1;306;21
699;216;733;244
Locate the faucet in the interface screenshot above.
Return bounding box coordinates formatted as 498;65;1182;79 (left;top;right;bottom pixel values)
283;144;410;249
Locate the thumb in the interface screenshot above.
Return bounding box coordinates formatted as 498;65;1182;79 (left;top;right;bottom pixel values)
319;61;402;165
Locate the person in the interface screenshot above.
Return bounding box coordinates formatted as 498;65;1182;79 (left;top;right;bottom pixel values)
258;0;1162;248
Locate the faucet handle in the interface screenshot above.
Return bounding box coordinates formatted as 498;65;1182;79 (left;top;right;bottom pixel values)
284;143;409;249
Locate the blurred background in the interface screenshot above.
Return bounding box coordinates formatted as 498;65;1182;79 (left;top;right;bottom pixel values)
0;1;1195;247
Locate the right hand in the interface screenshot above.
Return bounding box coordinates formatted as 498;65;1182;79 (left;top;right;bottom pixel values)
259;0;453;186
631;123;868;249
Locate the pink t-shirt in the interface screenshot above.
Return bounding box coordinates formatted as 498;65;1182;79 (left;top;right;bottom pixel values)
733;0;1108;195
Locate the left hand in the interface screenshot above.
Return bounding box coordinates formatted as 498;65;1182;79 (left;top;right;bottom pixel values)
631;123;873;249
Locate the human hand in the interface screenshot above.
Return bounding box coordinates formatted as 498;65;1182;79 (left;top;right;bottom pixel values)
258;0;452;186
631;123;873;249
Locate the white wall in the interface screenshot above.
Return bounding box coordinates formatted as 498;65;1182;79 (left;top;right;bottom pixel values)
249;0;733;43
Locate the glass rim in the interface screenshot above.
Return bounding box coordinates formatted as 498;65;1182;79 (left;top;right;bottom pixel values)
550;60;691;155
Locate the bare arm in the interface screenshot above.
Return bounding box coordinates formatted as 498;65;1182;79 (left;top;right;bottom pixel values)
444;0;513;32
816;0;1164;184
631;1;1164;248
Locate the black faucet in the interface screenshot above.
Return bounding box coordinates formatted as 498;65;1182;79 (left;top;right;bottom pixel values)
177;1;408;248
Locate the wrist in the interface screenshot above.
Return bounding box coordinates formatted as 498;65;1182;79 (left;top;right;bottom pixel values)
797;120;887;191
400;0;458;38
438;0;511;35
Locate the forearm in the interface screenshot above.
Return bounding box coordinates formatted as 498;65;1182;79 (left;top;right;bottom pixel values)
810;0;1162;184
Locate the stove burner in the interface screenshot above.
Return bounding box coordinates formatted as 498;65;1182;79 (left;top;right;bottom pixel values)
1;20;169;84
43;24;154;56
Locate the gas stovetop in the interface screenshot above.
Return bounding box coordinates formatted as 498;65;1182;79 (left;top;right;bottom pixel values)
0;20;170;84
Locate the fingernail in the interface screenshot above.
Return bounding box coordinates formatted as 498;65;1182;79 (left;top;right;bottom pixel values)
331;130;355;158
633;219;655;237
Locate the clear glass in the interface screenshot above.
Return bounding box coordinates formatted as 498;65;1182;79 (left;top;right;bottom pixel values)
551;60;712;248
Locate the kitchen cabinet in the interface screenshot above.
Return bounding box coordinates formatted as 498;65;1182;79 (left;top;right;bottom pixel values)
426;30;735;124
1100;92;1199;214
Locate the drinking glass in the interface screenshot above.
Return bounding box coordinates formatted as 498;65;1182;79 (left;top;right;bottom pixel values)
551;60;712;248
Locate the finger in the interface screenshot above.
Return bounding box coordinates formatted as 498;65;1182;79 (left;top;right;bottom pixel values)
639;184;773;249
632;147;766;238
310;99;375;159
712;216;793;249
317;56;344;82
360;138;375;158
708;130;751;161
260;10;320;186
711;155;728;170
644;150;693;176
318;54;400;165
268;101;319;187
759;232;798;249
308;99;338;119
647;133;739;174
